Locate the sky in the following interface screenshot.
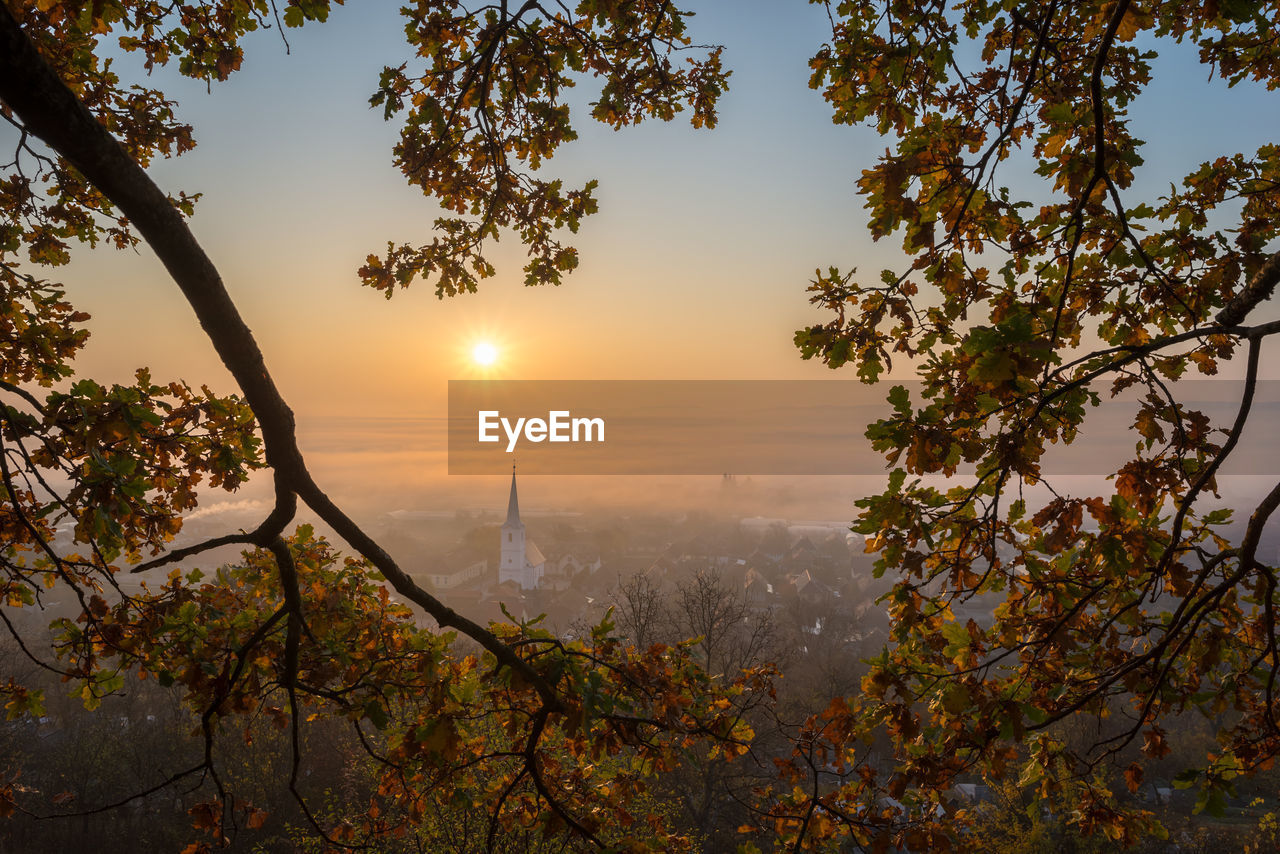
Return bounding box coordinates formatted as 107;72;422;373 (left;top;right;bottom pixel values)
63;1;885;418
58;3;1280;406
27;0;1280;514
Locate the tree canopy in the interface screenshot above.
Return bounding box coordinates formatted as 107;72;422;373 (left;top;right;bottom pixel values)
0;1;752;850
1;0;1279;851
793;0;1280;845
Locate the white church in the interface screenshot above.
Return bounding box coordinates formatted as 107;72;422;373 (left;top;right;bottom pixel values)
499;468;546;590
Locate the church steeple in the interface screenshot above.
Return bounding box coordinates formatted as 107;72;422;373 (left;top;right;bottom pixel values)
500;465;540;589
505;465;523;528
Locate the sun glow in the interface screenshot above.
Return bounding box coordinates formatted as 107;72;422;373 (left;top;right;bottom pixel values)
472;341;499;366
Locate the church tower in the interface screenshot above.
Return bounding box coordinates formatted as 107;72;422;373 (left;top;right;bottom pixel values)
500;468;526;584
499;468;544;589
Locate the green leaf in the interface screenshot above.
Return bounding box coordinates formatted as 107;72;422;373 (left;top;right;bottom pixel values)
940;683;970;715
888;384;911;416
968;350;1015;385
363;700;389;730
941;622;970;663
1194;785;1228;817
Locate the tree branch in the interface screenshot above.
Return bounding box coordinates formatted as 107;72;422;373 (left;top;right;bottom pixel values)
1216;251;1280;327
0;2;561;711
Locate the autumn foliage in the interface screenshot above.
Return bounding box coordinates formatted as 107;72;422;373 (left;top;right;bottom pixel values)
791;0;1280;847
1;0;1280;851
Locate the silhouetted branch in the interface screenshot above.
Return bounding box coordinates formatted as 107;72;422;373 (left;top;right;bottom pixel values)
0;0;561;712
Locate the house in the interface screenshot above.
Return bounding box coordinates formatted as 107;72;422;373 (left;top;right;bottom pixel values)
423;547;488;590
743;567;774;609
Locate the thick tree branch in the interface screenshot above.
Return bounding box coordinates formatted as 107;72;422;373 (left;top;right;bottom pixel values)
0;3;561;711
1216;251;1280;327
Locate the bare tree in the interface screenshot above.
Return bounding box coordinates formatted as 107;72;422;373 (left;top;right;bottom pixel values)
656;568;782;851
673;567;781;681
609;572;669;651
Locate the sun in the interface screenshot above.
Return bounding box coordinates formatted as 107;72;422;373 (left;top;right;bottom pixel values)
472;341;499;367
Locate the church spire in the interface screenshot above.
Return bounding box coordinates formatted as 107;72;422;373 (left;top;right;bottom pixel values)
505;465;522;527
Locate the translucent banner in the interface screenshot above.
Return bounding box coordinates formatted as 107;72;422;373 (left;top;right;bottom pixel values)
446;380;1280;476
